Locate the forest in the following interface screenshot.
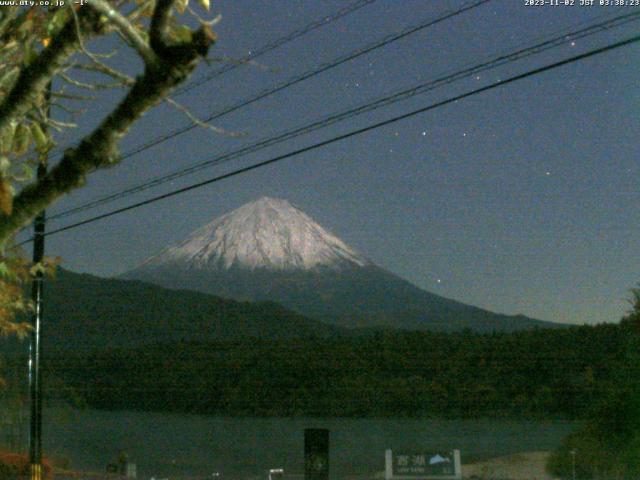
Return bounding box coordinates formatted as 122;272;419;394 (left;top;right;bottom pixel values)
38;322;631;419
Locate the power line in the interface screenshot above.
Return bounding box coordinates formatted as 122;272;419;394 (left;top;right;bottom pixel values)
46;0;377;160
172;0;377;96
23;32;640;243
47;10;640;221
50;0;492;166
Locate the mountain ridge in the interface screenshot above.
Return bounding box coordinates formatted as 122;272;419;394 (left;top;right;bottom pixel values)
7;268;344;353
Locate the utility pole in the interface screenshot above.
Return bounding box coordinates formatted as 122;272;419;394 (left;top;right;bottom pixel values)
28;82;50;480
28;164;45;480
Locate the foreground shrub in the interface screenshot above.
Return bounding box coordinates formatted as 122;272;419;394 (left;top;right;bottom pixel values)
0;452;52;480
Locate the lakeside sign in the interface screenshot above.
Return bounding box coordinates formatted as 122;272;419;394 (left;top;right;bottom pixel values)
385;450;461;480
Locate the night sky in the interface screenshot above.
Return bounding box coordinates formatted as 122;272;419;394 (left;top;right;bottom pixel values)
26;0;640;326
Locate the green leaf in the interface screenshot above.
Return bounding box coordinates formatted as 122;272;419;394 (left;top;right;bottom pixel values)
0;122;16;154
0;40;18;52
46;8;68;36
0;177;13;215
31;123;48;152
22;43;38;67
17;19;33;40
0;156;10;174
175;0;188;14
0;261;9;279
0;67;19;94
29;262;47;277
10;163;33;182
197;0;210;10
172;25;192;43
13;123;31;155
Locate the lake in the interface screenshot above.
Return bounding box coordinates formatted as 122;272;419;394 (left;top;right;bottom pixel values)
41;408;577;479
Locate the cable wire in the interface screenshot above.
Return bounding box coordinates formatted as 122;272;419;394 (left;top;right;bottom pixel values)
45;0;377;160
47;9;640;221
172;0;377;96
21;32;639;244
49;0;492;166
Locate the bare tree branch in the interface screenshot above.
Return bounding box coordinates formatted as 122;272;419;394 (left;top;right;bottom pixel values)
60;73;132;90
70;61;133;84
51;91;97;102
164;97;244;137
127;0;155;24
0;7;32;44
150;0;175;55
89;0;158;65
0;0;215;244
0;9;102;134
0;7;19;38
67;4;120;69
47;119;78;131
51;102;86;116
186;7;221;27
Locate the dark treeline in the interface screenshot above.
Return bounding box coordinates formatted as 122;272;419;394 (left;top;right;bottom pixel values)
41;322;630;419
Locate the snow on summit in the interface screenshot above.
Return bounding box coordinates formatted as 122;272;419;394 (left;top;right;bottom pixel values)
139;197;369;271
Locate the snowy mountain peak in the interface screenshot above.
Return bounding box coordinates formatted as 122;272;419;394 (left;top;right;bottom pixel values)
136;197;369;271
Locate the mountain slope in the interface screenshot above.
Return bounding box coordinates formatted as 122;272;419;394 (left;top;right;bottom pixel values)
21;268;342;352
126;262;554;332
124;197;561;333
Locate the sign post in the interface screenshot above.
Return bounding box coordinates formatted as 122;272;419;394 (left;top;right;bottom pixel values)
305;429;329;480
385;449;461;480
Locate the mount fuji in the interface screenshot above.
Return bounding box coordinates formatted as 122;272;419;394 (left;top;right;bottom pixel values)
134;196;369;272
123;197;558;332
